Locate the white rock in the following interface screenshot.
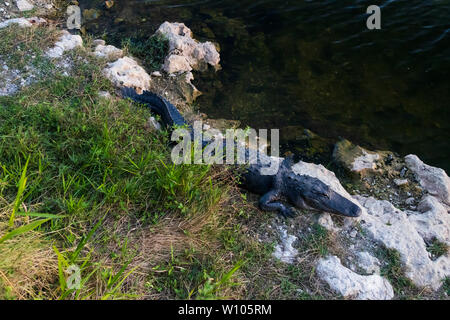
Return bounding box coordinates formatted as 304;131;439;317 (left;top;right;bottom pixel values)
148;116;162;131
352;151;380;172
394;179;409;186
93;39;106;46
103;56;151;94
356;251;381;274
98;91;111;99
16;0;34;12
405;154;450;205
355;196;450;290
163;54;192;74
408;196;449;245
94;44;123;61
156;21;220;74
46;30;82;58
0;17;44;29
317;213;337;232
151;71;162;77
316;255;394;300
272;226;298;264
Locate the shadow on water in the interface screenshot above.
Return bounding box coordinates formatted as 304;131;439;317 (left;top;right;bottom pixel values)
79;0;450;172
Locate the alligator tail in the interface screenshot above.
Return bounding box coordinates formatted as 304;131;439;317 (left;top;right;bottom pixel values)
121;87;190;129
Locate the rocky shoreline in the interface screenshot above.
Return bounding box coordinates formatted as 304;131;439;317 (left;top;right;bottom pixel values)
0;1;448;300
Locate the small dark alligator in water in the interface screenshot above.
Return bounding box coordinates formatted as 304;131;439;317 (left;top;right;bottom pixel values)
121;87;362;218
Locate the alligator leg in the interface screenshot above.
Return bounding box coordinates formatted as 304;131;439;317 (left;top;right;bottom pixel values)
259;190;297;218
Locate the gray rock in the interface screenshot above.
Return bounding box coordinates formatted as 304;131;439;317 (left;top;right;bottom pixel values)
272;226;298;264
156;22;220;74
405;154;450;205
356;251;381;274
0;16;44;29
333;139;381;174
409;196;449;245
355;196;449;290
103;56;151;94
15;0;34;12
394;179;409;187
46;30;83;58
93;44;123;61
316;255;394;300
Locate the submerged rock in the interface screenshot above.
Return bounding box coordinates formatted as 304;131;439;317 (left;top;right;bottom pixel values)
156;21;221;74
316;255;394;300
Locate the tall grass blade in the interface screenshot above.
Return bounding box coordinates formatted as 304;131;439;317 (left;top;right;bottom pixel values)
9;156;30;227
0;218;50;245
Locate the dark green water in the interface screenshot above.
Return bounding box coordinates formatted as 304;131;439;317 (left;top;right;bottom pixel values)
79;0;450;172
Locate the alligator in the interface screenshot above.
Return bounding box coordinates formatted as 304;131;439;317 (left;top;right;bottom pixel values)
121;87;362;218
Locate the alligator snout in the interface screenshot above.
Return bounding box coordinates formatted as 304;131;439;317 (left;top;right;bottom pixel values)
302;183;363;217
318;191;362;217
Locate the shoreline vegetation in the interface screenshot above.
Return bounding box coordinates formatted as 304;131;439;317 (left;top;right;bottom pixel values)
0;2;448;300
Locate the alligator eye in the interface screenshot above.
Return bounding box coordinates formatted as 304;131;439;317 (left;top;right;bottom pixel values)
313;188;329;198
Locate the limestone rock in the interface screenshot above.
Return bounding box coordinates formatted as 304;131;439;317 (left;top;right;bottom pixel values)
163;54;192;74
394;178;409;186
93;39;106;46
316;255;394;300
333;139;381;174
94;44;123;61
46;30;82;58
355;196;449;290
405;154;450;205
0;16;45;29
409;196;449;245
16;0;34;12
103;56;151;94
356;251;381;275
317;213;339;232
272;226;298;264
156;21;220;74
98;91;111;99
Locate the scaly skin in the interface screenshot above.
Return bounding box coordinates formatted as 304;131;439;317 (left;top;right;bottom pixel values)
121;88;362;218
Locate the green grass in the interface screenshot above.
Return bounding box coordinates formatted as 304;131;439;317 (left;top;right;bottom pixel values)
122;34;169;71
376;247;419;299
0;24;254;299
0;24;58;73
426;238;449;259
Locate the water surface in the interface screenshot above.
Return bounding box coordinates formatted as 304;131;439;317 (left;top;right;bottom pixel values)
80;0;450;171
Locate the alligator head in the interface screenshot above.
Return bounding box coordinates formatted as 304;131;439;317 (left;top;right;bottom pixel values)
288;173;362;217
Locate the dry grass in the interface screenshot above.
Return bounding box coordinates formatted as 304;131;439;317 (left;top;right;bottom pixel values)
0;205;58;299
